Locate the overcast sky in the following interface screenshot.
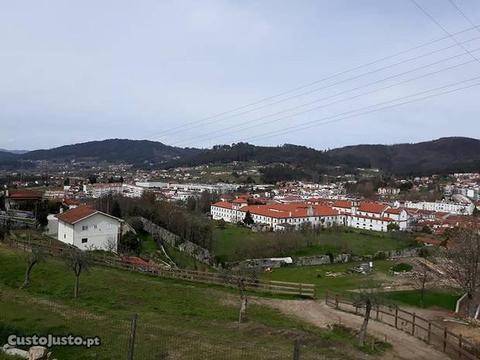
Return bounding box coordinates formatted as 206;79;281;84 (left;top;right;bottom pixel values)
1;0;480;151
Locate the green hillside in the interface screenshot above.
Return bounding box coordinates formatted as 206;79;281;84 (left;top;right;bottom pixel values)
0;244;384;360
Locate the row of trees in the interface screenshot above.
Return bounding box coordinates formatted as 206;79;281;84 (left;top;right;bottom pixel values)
20;244;89;299
95;193;214;250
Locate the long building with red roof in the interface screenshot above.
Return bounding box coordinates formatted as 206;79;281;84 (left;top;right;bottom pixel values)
211;198;409;232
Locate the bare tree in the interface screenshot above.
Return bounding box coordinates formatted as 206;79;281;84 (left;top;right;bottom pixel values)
64;248;90;299
21;246;45;289
237;277;248;326
443;223;480;316
413;263;432;308
353;290;382;346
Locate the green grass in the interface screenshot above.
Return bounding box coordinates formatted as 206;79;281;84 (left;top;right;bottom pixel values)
138;232;158;255
213;224;417;263
261;260;394;297
164;243;210;271
384;289;460;311
0;244;379;360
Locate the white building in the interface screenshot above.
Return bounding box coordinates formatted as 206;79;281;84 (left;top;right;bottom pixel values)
56;206;123;252
399;200;474;215
212;199;409;232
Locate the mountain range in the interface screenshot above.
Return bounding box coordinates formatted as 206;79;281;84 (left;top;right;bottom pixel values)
1;137;479;176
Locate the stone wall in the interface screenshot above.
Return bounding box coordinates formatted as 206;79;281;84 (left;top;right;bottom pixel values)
228;247;423;270
135;217;213;265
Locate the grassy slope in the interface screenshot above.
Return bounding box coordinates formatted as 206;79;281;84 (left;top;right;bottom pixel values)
0;245;377;360
213;225;416;262
384;290;460;311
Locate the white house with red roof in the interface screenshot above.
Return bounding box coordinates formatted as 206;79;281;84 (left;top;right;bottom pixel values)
55;206;124;252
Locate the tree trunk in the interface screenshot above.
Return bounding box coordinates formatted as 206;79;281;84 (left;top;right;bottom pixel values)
21;261;36;289
359;299;372;346
74;275;80;298
238;296;247;325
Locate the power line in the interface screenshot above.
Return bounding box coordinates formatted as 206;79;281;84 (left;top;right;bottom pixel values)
149;23;480;140
447;0;480;35
410;0;480;63
170;36;480;144
173;45;480;146
239;75;480;143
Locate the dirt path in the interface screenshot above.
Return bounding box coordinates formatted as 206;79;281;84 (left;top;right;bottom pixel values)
257;298;452;360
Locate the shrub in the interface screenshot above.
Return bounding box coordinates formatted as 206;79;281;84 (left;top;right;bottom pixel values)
373;251;387;260
391;263;413;272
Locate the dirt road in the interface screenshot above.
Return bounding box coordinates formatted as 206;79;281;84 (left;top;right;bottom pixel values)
257;299;452;360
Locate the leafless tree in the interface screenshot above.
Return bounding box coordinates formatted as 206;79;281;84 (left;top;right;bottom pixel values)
237;277;248;326
21;246;45;289
64;248;90;298
443;222;480;316
413;263;432;308
353;290;382;346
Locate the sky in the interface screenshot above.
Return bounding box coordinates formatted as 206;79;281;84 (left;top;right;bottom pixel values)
1;0;480;151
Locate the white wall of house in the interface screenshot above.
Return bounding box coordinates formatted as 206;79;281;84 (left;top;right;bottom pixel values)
58;213;121;252
58;221;74;246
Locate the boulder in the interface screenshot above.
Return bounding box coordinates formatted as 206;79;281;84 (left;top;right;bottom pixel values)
4;347;29;359
28;346;48;360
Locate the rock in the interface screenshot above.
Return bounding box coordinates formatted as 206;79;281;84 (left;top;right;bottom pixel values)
2;343;12;351
4;347;29;359
28;346;48;360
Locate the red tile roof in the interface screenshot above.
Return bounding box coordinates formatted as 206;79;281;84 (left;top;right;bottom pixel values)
212;201;234;210
358;201;388;214
333;200;353;209
240;203;338;219
55;205;97;224
385;208;402;214
7;190;43;200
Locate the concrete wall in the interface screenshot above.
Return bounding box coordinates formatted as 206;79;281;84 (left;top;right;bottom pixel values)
138;217;213;265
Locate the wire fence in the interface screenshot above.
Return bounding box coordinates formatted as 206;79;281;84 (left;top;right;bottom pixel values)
325;291;480;360
6;237;315;298
0;309;338;360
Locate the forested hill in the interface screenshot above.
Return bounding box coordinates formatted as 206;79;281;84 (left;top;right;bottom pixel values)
326;137;480;175
20;139;200;164
2;137;479;176
163;137;480;175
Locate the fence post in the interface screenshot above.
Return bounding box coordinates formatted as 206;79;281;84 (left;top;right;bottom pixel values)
427;322;431;345
458;334;462;359
412;313;416;336
376;305;379;321
127;314;138;360
325;290;328;305
394;306;398;329
443;328;447;353
293;339;300;360
335;295;339;309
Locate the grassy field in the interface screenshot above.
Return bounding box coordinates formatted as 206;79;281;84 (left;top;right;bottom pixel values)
384;289;460;311
138;232;158;255
261;260;395;297
0;244;385;359
213;224;416;262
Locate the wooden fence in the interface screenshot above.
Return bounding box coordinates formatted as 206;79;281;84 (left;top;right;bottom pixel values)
5;239;315;298
325;291;480;360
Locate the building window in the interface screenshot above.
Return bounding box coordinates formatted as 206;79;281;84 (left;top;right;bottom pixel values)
64;234;66;239
81;238;88;244
82;225;88;231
